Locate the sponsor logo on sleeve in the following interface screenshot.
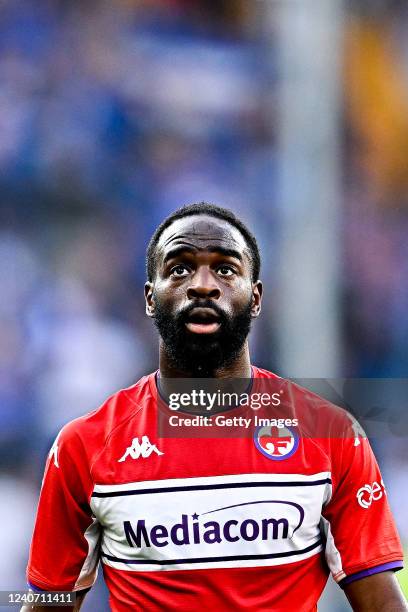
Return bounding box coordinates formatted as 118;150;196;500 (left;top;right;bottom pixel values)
356;480;386;508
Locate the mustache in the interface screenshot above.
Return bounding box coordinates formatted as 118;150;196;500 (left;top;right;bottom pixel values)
176;300;228;325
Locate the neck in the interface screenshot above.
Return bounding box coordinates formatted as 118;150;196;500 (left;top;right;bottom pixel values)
158;342;253;416
158;340;252;379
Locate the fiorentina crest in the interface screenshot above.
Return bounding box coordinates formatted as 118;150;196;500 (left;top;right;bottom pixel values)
254;425;299;461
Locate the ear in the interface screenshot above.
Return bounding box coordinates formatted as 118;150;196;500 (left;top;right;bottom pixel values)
250;280;263;318
145;282;155;318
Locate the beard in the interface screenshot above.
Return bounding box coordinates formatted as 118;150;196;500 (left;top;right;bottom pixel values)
153;295;253;376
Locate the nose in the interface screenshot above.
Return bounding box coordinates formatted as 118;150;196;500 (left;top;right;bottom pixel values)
187;267;221;300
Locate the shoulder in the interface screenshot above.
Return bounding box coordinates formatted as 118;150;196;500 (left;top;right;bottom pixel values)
252;365;361;439
284;379;363;438
54;372;156;462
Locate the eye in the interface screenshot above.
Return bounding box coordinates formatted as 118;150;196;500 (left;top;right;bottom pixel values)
217;265;235;277
170;264;190;277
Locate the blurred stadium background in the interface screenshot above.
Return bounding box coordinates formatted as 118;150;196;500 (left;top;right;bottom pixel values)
1;0;407;609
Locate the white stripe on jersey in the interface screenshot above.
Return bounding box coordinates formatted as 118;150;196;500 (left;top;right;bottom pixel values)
73;517;101;590
92;471;333;495
91;472;332;572
320;515;345;582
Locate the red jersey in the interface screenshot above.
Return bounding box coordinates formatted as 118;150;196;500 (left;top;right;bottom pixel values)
27;367;404;611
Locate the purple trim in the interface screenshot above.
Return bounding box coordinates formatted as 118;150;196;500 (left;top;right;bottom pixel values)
27;581;45;592
254;425;299;461
340;561;404;587
27;582;91;595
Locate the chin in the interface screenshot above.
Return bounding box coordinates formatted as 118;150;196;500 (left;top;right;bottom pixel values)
169;344;223;374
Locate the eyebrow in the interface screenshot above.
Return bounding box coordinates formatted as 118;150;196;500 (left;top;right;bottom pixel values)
162;245;243;265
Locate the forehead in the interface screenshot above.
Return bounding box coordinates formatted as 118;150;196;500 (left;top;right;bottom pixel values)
157;214;249;260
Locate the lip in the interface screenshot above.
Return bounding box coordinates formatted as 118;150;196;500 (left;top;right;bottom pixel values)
185;321;221;334
185;307;221;334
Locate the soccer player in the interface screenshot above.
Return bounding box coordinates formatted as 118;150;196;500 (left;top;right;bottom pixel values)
24;203;407;611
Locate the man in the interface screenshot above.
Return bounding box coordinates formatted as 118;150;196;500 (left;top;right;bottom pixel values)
25;203;406;611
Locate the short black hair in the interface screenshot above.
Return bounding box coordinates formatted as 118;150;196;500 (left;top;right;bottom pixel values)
146;202;261;282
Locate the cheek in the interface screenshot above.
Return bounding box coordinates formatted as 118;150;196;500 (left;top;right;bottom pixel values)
222;283;252;311
153;284;186;311
228;279;252;300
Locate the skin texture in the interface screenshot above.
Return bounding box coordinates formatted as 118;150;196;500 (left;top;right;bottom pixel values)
145;214;262;380
344;572;407;611
24;214;407;611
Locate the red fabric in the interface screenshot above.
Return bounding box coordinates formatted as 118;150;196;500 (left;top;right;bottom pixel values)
27;367;403;610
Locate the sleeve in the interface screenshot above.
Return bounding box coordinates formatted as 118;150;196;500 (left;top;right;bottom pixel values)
27;422;101;592
321;414;404;586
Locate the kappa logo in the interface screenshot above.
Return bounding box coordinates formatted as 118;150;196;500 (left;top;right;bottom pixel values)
49;432;61;468
118;436;164;462
347;413;367;447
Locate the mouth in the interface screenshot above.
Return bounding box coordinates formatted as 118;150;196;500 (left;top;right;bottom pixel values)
185;307;221;335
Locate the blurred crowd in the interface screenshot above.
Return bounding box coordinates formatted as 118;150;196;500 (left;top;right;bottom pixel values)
0;0;273;472
1;0;408;607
